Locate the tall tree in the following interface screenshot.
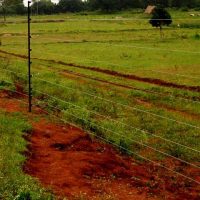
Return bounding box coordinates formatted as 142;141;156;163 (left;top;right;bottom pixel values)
58;0;84;12
0;0;25;21
0;0;6;21
31;0;56;15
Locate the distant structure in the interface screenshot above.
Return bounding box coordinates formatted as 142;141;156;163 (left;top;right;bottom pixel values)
144;5;156;14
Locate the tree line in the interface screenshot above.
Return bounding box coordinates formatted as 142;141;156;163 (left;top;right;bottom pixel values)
1;0;200;15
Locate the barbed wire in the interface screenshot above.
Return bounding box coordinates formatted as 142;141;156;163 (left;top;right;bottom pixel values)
1;14;200;21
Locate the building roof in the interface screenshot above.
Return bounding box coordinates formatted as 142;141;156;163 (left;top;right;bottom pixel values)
144;5;156;14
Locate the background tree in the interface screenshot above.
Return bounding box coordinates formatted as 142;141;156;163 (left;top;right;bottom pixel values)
0;0;6;22
31;0;56;15
0;0;25;21
149;7;172;37
58;0;84;13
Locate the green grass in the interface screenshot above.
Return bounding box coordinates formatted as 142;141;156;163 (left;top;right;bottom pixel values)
0;111;54;199
0;9;200;163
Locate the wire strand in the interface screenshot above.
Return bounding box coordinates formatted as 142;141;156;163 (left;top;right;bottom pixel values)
2;76;200;154
1;86;200;185
0;59;199;105
33;77;200;130
32;49;200;81
31;100;200;185
33;89;200;165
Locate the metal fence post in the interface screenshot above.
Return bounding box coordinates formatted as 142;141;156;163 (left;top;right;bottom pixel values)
28;1;32;112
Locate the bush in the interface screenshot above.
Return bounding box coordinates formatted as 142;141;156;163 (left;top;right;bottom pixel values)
194;33;200;40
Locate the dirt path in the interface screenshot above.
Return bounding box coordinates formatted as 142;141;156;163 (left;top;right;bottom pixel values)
1;49;200;93
0;90;200;200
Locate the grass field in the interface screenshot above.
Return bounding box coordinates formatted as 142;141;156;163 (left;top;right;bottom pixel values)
0;9;200;189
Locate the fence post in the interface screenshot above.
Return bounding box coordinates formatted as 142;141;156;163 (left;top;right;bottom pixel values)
28;1;32;112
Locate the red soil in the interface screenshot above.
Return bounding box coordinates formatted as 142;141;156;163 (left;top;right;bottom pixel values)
0;90;200;199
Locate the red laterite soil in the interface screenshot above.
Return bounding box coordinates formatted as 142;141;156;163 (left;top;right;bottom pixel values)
0;90;199;200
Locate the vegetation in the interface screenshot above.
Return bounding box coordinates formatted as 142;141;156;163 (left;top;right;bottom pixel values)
1;0;200;16
0;9;200;163
0;111;54;199
149;7;172;36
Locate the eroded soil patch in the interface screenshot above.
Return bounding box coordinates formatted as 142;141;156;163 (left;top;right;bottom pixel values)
0;90;200;200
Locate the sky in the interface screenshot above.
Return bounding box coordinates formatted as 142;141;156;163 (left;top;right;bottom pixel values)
23;0;59;7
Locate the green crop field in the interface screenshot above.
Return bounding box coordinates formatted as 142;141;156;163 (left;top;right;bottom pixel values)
0;10;200;196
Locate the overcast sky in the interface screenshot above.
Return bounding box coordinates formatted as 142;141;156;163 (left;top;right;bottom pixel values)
23;0;59;7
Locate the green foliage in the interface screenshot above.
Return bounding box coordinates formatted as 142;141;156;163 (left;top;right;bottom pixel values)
0;111;54;199
1;0;200;15
31;0;56;15
149;7;172;29
0;0;25;15
194;32;200;39
0;10;200;163
58;0;84;13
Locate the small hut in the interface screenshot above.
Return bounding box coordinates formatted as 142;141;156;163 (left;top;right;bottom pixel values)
144;5;156;14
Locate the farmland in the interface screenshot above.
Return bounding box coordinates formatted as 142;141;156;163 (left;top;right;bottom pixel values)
0;9;200;199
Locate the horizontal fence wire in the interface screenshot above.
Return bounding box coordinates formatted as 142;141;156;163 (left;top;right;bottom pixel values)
36;63;200;104
28;58;200;105
1;64;199;108
33;88;200;154
0;67;27;79
1;84;200;185
33;88;200;170
1;74;200;155
99;43;200;55
0;58;199;105
146;69;200;80
33;76;200;130
30;48;200;80
1;11;200;189
1;49;195;85
1;15;200;22
2;66;200;130
31;96;200;185
27;36;200;55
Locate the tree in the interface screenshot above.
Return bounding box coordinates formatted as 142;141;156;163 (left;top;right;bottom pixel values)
0;0;6;22
149;7;172;37
31;0;56;15
0;0;25;21
58;0;84;12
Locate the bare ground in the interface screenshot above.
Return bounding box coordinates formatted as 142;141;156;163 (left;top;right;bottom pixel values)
0;90;200;200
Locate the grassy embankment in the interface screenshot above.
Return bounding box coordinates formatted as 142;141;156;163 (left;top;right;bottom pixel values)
0;110;54;199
